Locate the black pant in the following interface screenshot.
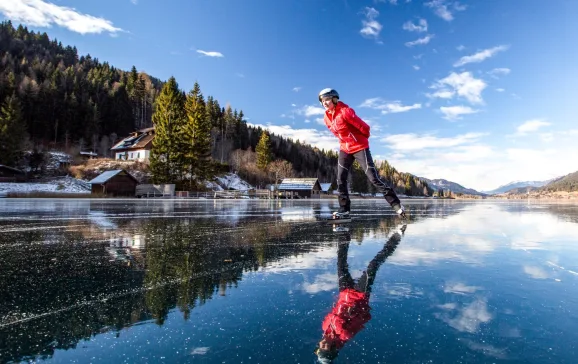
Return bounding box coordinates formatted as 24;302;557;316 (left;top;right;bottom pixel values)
337;148;401;213
337;232;401;295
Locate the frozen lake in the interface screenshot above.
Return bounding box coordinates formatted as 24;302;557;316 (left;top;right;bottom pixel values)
1;199;577;363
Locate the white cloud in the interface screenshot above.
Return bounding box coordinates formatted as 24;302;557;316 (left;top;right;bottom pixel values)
403;18;427;32
0;0;123;35
360;98;421;114
360;7;383;40
429;71;487;104
440;105;479;120
454;45;509;67
236;73;245;78
130;0;137;4
540;133;554;142
496;88;505;92
375;0;398;4
436;298;493;333
302;273;338;293
429;90;454;99
413;65;420;70
292;87;301;92
405;34;434;47
456;44;466;51
296;105;325;117
382;129;578;191
261;245;337;273
381;132;485;151
424;0;466;21
196;50;224;57
443;282;482;295
516;119;551;134
524;266;550;279
488;67;511;78
191;347;210;355
247;123;338;152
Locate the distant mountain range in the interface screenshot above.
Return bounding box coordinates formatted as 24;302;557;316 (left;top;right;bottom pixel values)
482;179;558;195
419;177;486;196
533;171;578;192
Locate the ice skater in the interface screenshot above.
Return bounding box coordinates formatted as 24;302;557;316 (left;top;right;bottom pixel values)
318;88;406;220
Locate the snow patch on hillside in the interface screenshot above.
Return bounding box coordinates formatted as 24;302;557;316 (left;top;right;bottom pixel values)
215;173;254;191
0;176;91;195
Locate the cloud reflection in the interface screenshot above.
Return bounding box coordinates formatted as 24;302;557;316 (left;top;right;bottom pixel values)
436;298;493;333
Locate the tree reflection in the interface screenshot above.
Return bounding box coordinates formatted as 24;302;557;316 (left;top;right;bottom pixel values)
0;212;415;363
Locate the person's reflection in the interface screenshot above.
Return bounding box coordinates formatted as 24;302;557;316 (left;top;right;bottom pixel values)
315;224;406;363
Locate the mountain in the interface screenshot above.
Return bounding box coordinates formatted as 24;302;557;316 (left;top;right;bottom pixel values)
502;186;540;194
483;179;555;195
418;177;485;196
541;171;578;192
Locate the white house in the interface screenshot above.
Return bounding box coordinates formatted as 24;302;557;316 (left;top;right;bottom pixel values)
111;127;154;161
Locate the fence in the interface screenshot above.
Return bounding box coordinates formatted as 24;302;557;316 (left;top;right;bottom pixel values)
172;189;301;200
135;184;175;198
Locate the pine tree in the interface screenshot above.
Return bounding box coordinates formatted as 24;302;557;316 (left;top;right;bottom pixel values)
237;110;249;150
256;131;272;170
149;76;186;184
0;94;26;166
183;82;212;187
404;175;412;195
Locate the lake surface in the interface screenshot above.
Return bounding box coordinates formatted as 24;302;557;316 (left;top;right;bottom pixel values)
1;199;577;363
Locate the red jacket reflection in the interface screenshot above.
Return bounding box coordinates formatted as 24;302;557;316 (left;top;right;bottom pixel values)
321;288;371;349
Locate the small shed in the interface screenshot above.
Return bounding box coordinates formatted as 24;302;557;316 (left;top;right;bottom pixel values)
278;178;322;198
0;165;26;182
89;169;138;197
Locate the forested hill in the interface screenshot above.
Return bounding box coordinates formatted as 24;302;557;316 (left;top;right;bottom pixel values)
540;171;578;192
0;20;162;148
0;20;433;196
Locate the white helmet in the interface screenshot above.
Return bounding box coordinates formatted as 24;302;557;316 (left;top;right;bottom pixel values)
318;88;339;104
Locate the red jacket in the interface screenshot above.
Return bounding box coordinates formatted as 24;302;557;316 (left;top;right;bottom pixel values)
321;288;372;350
324;101;371;154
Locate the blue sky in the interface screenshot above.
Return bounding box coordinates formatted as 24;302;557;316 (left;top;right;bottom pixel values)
1;0;577;191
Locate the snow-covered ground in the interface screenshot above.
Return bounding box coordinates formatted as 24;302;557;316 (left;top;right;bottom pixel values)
215;173;254;191
0;176;90;195
0;173;253;197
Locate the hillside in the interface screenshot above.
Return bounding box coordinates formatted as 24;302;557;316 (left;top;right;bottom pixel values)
493;170;578;199
541;171;578;192
419;177;485;196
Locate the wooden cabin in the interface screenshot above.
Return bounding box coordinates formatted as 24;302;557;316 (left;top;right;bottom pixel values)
89;169;138;197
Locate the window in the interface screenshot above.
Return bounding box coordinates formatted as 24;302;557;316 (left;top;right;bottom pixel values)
130;153;133;159
137;152;140;159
